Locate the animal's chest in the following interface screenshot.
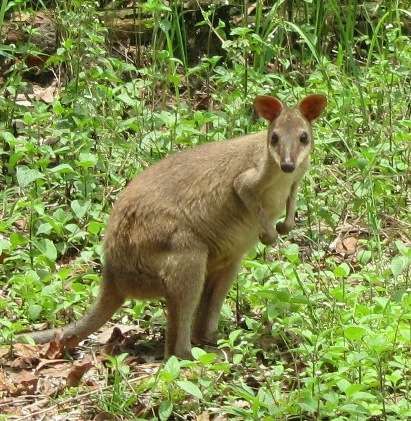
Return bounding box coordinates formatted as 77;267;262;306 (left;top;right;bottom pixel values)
261;176;295;219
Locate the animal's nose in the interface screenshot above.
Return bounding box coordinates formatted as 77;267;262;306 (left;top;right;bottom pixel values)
280;162;295;173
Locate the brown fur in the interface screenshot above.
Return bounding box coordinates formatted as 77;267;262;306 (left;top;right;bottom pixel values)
18;94;326;359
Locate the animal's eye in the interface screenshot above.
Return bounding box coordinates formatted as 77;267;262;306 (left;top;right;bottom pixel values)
300;132;309;144
271;132;279;145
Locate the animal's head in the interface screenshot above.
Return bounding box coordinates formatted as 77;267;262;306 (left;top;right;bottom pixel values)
254;94;327;173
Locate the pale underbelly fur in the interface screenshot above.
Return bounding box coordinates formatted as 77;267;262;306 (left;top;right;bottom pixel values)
209;185;291;265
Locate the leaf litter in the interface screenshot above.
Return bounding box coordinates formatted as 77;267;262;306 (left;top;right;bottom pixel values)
0;325;161;419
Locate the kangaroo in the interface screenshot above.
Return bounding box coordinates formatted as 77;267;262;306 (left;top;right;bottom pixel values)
18;94;326;359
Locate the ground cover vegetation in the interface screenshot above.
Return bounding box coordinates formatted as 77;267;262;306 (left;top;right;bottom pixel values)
0;0;410;419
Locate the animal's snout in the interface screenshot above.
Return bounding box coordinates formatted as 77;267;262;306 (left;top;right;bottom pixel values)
280;161;295;173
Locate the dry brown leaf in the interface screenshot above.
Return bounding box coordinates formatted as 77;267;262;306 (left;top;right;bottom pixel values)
15;94;32;107
36;362;71;378
35;358;69;374
342;236;358;254
8;333;79;370
66;358;93;388
11;370;38;396
36;375;64;397
40;331;80;357
9;356;36;369
335;236;358;256
96;324;139;344
10;343;41;368
33;84;57;103
0;346;10;359
42;332;65;359
197;412;211;421
102;326;126;356
101;326;145;358
0;369;9;391
14;218;27;231
13;342;39;358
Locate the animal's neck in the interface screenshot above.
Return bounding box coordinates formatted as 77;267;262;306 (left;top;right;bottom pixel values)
255;147;282;188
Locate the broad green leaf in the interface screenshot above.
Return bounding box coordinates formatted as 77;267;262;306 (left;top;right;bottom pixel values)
334;263;350;278
10;232;27;248
357;249;371;265
36;223;52;236
118;93;137;107
198;352;217;365
351;391;377;402
35;239;57;262
161;356;180;381
191;347;206;360
337;378;351;393
229;329;242;346
176;380;203;399
395;241;411;257
345;383;365;397
291;294;309;304
366;334;390;354
16;166;44;188
158;401;173;421
344;325;366;341
192;346;216;364
283;243;300;264
231;27;252;36
391;255;409;277
233;353;243;364
0;238;10;253
78;152;97;168
88;221;104;235
298;392;317;412
28;303;42;320
71;200;91;220
49;163;75;174
339;403;366;415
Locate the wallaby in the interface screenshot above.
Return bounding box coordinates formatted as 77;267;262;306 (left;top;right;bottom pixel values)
18;94;326;359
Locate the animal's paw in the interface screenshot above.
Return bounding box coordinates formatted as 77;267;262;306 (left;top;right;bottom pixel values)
192;333;217;347
276;221;294;235
259;229;278;245
165;349;193;361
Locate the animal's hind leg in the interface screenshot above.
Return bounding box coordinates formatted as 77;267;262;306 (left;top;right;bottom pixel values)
162;246;208;359
192;259;241;346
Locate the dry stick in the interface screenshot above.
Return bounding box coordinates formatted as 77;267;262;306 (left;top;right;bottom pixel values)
0;396;48;408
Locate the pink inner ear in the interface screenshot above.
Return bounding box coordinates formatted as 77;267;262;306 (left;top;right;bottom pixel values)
299;94;327;121
254;96;283;122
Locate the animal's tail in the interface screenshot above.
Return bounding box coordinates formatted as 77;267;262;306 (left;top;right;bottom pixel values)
16;273;125;345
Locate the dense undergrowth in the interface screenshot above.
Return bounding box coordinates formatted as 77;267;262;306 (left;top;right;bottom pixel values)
0;0;410;419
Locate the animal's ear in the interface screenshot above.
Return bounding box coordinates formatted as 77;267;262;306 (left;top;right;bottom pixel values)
298;94;327;122
254;96;283;122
